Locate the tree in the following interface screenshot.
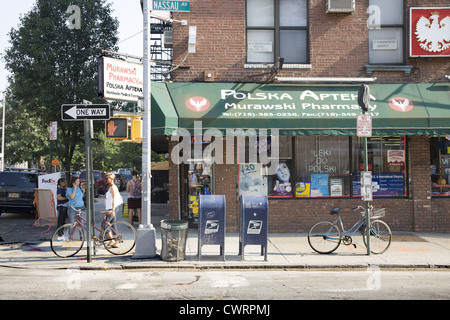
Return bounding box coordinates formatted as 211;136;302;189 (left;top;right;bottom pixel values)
3;0;119;171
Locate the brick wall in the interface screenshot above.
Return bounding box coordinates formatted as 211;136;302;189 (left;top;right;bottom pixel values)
172;0;450;83
168;136;449;233
166;0;450;233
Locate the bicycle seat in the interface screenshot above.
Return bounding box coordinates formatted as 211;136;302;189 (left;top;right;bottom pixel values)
330;207;343;215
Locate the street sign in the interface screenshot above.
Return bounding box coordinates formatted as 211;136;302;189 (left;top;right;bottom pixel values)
152;0;190;12
357;114;372;137
61;104;111;121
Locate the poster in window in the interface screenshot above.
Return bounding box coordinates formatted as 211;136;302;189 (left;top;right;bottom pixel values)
269;162;292;197
310;174;329;196
387;150;405;166
239;163;267;196
330;178;343;196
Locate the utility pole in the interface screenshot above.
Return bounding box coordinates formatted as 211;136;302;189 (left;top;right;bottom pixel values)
133;0;157;258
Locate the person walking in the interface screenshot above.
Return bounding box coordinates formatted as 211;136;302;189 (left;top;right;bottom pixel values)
56;178;69;239
126;170;142;225
104;173;123;248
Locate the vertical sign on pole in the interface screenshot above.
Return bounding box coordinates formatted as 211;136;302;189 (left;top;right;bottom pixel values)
357;84;372;255
49;122;57;173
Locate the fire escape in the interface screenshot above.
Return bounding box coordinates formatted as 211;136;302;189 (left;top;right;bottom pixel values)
150;17;173;82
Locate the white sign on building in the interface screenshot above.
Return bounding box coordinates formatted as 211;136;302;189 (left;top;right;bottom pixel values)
98;56;143;103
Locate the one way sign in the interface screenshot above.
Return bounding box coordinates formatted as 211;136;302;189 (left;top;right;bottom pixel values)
61;104;111;121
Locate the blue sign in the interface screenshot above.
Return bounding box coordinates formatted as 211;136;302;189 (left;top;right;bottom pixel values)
311;174;330;196
353;173;406;196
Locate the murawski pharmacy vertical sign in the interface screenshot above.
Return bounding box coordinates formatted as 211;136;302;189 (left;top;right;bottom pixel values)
98;56;143;103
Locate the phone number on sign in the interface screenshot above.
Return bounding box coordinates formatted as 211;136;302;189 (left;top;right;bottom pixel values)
222;112;299;117
222;112;380;118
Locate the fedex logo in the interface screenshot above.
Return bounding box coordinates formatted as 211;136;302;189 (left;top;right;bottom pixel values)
41;178;56;184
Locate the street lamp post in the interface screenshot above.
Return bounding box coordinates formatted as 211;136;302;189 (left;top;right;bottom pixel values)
133;0;157;258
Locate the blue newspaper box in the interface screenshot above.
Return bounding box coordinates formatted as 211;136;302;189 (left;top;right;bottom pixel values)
198;195;226;261
239;195;268;261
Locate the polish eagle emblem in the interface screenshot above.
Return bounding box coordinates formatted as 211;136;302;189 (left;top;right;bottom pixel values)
415;11;450;53
185;97;210;112
389;97;414;113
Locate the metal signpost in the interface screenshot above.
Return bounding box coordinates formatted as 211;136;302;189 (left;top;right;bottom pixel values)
134;0;190;258
61;103;111;262
357;84;372;255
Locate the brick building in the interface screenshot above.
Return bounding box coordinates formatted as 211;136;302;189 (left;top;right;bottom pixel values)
158;0;450;233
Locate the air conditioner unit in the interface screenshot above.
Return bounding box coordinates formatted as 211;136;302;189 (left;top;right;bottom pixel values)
326;0;355;13
164;30;173;48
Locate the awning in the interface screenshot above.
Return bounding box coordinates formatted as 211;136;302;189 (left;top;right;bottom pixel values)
151;81;178;135
165;82;450;136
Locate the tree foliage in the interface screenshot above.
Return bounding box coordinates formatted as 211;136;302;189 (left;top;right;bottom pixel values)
3;0;119;171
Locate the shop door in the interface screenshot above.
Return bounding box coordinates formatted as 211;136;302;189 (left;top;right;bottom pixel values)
185;159;214;224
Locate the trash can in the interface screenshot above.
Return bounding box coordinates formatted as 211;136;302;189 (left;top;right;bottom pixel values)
160;219;189;262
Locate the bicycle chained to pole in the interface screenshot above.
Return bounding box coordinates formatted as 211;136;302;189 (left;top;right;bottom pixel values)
51;205;137;258
308;205;392;255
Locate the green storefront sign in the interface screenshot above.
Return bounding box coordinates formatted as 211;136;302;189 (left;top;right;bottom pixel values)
164;82;450;136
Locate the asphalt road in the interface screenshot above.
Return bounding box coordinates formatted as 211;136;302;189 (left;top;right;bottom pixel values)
0;268;449;301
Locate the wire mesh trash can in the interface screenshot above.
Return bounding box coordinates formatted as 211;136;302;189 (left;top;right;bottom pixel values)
160;220;189;262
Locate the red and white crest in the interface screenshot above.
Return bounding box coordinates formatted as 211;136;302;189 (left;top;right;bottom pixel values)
410;8;450;57
389;97;414;113
186;97;210;112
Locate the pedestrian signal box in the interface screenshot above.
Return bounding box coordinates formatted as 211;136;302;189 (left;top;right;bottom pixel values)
105;118;128;139
131;118;143;141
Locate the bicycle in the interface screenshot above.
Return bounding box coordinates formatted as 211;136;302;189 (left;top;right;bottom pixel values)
51;206;136;258
307;205;392;254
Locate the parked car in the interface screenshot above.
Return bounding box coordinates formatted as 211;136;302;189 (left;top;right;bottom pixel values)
79;170;106;196
0;169;44;215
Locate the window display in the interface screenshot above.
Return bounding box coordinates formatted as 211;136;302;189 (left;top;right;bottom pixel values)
352;136;407;197
430;136;450;196
262;135;408;198
293;136;350;197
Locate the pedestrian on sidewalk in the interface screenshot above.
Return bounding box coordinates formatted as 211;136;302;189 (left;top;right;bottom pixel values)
66;176;86;229
126;170;141;225
56;178;69;238
104;173;123;248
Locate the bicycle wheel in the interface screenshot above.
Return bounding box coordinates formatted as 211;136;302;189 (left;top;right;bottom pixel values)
102;221;136;255
308;221;341;254
51;224;85;258
362;220;392;254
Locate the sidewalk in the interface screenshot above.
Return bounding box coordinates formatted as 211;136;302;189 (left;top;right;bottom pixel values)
0;202;449;270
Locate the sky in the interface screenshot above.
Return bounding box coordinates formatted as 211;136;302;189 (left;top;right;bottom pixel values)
0;0;144;94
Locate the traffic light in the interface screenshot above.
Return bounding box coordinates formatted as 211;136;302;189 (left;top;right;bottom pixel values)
131;118;143;141
105;118;128;139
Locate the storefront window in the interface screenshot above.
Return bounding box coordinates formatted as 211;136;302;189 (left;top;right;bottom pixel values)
352;136;407;197
293;136;350;197
430;136;450;196
242;135;408;198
